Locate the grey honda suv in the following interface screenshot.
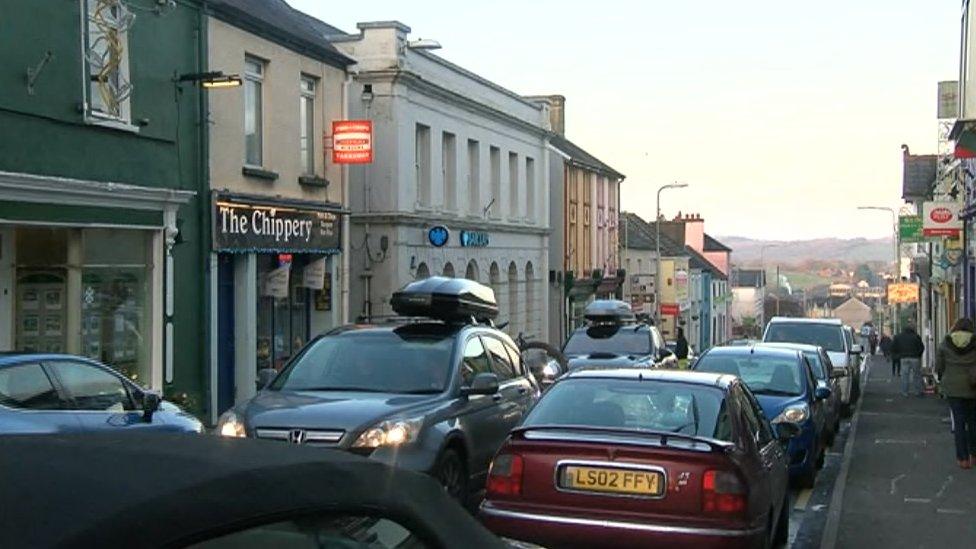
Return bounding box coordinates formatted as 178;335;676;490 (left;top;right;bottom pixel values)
217;277;540;504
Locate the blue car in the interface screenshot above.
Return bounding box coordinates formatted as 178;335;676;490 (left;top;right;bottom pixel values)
0;353;203;434
692;345;829;488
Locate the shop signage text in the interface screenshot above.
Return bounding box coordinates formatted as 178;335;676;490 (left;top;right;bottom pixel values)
887;282;920;304
660;303;680;316
213;195;341;253
460;230;489;247
898;215;923;243
332;120;373;164
922;201;963;237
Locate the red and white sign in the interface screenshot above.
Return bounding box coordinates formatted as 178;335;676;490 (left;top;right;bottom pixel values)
331;120;373;164
660;303;680;316
922;201;962;237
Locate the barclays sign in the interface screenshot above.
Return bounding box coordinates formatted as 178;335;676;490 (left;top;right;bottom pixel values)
460;230;489;247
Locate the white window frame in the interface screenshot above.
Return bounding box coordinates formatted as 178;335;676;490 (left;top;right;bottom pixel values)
81;0;135;130
244;56;265;167
300;75;316;175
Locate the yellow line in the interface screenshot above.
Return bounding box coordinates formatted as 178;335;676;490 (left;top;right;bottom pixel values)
794;488;813;510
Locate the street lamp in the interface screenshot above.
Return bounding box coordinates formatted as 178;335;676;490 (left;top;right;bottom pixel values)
655;182;688;329
857;206;899;332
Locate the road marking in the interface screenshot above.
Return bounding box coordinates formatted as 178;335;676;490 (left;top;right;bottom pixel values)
874;438;927;445
936;508;967;515
794;488;813;510
934;475;954;499
861;411;943;420
889;474;906;495
904;497;931;504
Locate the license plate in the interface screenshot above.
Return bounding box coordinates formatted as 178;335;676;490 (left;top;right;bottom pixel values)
560;465;664;497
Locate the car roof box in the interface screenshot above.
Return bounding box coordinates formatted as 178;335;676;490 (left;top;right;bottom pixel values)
391;277;499;322
584;300;636;323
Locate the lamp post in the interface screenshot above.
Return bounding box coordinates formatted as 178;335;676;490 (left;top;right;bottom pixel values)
655;182;688;328
857;206;899;333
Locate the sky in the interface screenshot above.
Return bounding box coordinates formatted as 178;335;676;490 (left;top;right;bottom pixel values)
291;0;959;240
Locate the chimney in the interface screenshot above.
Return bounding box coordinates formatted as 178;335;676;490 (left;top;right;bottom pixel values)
525;94;566;135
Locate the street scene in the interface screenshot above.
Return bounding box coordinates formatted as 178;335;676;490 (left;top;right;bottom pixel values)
2;1;976;548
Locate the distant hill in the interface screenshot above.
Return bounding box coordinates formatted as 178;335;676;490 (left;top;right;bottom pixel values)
718;236;893;265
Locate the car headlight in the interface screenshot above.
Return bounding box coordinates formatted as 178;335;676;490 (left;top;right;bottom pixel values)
352;417;424;449
772;403;810;424
217;410;246;438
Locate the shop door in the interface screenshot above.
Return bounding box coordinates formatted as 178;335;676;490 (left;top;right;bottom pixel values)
217;255;236;414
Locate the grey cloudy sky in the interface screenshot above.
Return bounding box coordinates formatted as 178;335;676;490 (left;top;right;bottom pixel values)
290;0;959;240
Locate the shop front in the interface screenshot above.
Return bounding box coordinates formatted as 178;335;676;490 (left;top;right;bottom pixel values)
211;192;344;413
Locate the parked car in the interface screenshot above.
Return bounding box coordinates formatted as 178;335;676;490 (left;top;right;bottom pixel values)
218;277;539;505
0;353;202;434
692;345;828;488
762;317;861;416
843;325;863;399
480;368;795;548
759;343;846;446
0;433;506;548
562;300;678;370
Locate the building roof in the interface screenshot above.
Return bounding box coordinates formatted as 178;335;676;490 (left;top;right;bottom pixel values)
685;246;727;279
732;268;765;288
620;213;687;256
550;135;625;180
902;151;937;202
208;0;354;68
703;234;731;252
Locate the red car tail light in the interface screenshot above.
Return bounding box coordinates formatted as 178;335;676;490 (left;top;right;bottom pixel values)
702;470;747;515
486;453;524;497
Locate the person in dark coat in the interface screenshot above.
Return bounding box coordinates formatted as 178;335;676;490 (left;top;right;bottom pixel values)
891;324;925;396
879;332;893;361
935;318;976;469
675;328;689;361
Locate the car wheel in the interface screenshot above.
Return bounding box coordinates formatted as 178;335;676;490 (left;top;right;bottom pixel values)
434;448;468;504
798;450;817;489
772;494;789;547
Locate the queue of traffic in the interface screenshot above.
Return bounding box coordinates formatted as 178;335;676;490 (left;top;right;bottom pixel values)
0;278;864;548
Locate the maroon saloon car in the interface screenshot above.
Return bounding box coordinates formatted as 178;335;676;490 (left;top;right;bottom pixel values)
479;369;796;548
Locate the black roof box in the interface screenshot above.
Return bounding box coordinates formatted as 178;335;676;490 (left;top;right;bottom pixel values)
391;277;499;322
584;300;636;323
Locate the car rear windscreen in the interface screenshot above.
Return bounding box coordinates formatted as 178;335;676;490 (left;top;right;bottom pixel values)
764;322;846;353
522;378;729;441
563;326;652;356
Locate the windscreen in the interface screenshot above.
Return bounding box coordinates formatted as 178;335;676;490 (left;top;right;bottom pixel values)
523;378;728;440
764;323;845;353
271;331;454;394
694;353;804;396
563;325;653;356
804;351;826;380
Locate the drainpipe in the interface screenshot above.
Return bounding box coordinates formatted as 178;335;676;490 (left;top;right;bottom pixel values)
340;73;352;324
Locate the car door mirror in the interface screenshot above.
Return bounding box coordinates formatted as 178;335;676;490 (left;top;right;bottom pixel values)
256;368;278;390
850;344;863;355
142;392;161;423
814;386;832;400
774;422;800;442
460;373;500;396
830;369;847;379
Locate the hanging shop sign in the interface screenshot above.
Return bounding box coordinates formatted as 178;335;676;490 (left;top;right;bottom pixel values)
922;201;963;238
302;257;327;290
887;282;920;304
660;303;680;316
459;230;489;247
428;225;450;247
898;215;923;243
675;269;689;302
332;120;373;164
262;265;290;299
213;193;341;253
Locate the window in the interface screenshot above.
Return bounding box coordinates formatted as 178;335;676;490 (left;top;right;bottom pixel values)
416;124;431;206
443;262;455;278
739;385;774;445
483;337;515;381
525;157;536;221
415;262;430;280
507;262;519;334
465;259;479;282
489;146;501;217
733;385;762;445
468;139;480;215
503;342;525;377
442;132;457;211
564;326;652;356
508;152;519;219
0;363;61;410
244;56;264;166
300;76;316;174
461;337;491;386
191;514;429;549
48;361;134;411
84;0;133;121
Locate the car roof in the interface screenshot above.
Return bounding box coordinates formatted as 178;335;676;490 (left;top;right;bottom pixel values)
563;367;736;389
758;342;823;353
0;353;100;366
327;321;470;337
0;434;504;548
767;317;842;326
703;345;801;358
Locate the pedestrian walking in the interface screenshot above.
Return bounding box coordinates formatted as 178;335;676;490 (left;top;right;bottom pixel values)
934;318;976;469
891;324;924;396
675;328;689;369
880;332;893;360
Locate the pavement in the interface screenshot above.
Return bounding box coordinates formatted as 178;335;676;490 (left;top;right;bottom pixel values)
821;355;976;549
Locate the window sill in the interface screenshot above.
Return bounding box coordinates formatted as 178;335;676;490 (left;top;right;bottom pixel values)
85;113;140;134
242;166;279;181
298;174;330;188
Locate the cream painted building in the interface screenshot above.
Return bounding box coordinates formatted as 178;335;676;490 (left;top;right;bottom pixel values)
206;0;353;418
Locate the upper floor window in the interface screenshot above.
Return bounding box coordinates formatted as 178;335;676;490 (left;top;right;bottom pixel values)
525;157;536;222
416;124;432;206
508;152;519;219
84;0;134;122
300;76;316;174
244;56;264;166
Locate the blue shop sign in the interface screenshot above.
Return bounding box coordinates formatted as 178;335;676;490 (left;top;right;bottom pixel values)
428;225;450;247
460;230;489;247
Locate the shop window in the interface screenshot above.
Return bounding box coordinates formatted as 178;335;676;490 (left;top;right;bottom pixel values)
257;255;310;372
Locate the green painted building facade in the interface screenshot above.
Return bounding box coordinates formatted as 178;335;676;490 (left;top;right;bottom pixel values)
0;0;211;415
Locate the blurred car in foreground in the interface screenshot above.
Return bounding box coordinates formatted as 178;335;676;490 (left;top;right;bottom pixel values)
0;433;506;548
692;345;829;487
0;353;202;434
479;369;795;548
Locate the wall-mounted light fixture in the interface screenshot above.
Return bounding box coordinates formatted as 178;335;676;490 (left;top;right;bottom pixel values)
401;38;442;54
176;71;242;89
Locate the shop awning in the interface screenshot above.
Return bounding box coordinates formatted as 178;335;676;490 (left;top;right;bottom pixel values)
949;119;976;158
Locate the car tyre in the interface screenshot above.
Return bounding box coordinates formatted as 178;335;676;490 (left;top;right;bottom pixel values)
434;448;468;504
772;494;789;547
798;447;817;489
